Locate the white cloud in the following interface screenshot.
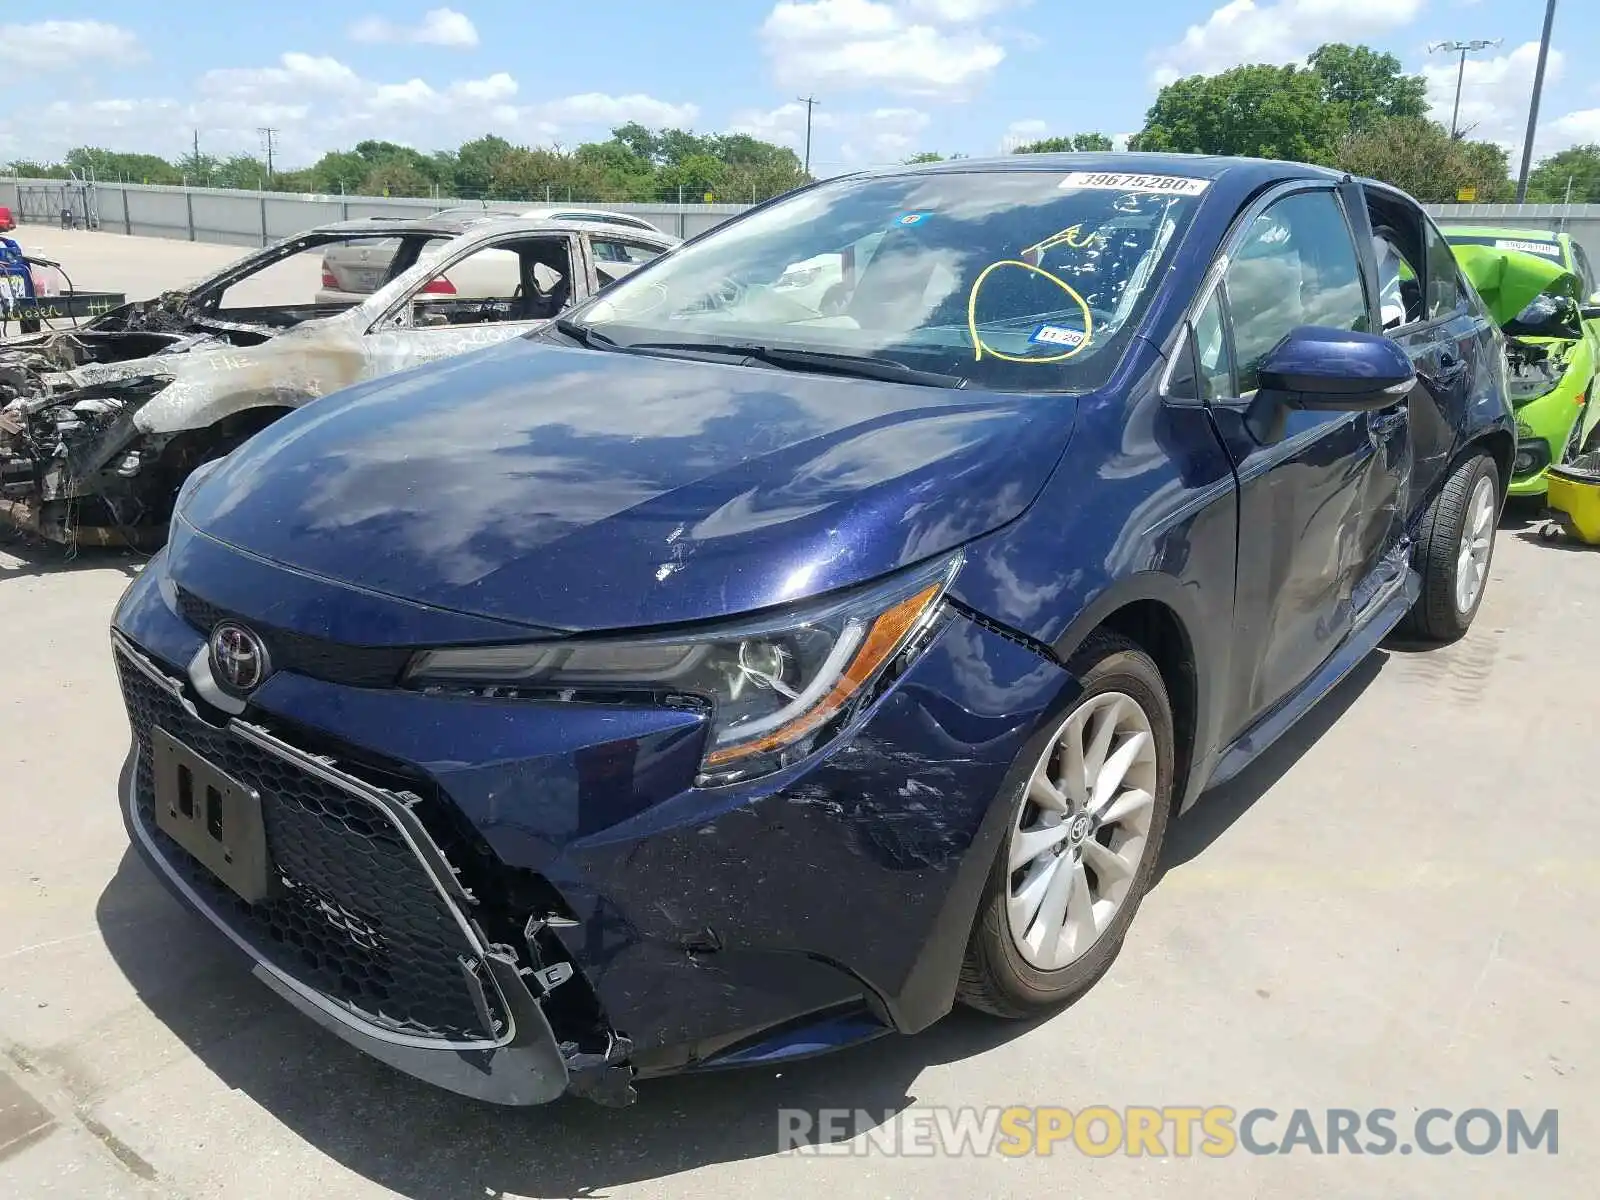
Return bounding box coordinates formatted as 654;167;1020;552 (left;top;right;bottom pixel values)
1150;0;1425;85
535;93;698;128
449;73;518;104
0;51;696;169
905;0;1023;18
1;19;142;67
1422;41;1565;152
760;0;1009;98
202;53;363;100
1549;109;1600;149
349;7;479;47
731;101;930;168
1002;118;1048;149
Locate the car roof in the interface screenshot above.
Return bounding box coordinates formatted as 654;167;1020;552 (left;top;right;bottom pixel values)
859;150;1345;190
306;213;674;241
1440;224;1565;244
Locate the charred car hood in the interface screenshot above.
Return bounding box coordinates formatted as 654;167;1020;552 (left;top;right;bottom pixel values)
179;339;1077;631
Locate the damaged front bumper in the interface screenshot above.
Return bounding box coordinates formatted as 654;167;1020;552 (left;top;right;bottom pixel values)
109;533;1070;1102
113;632;637;1107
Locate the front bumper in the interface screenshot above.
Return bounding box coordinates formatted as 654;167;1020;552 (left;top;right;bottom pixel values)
110;540;1071;1098
114;634;584;1105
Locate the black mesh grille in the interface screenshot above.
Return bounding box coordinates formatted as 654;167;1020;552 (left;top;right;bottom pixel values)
116;648;502;1043
175;587;414;689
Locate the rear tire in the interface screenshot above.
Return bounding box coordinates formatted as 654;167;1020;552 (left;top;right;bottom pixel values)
1401;452;1499;644
957;631;1174;1018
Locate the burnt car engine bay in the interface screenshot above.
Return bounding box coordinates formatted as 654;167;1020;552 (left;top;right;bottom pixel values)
0;297;285;542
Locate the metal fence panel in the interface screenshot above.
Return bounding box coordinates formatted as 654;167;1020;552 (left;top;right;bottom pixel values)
0;179;754;247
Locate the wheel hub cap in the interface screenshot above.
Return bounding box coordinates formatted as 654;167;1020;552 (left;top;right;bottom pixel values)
1455;475;1496;615
1005;690;1159;972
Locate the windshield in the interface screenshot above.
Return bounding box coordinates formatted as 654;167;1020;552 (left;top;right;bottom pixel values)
1445;232;1567;266
570;169;1208;391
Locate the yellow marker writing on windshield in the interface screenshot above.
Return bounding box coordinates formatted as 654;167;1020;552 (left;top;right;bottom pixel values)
966;260;1094;364
1021;224;1103;265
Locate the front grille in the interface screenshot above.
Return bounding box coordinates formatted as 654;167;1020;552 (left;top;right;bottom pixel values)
175;587;414;689
116;646;504;1043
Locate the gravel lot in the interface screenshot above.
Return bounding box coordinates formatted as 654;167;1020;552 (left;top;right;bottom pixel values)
1;229;1595;1200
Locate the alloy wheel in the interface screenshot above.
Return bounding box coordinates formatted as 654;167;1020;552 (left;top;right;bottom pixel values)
1006;691;1159;972
1454;474;1496;615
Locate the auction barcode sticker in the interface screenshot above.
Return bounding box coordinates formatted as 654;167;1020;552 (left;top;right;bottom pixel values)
1059;171;1210;196
1494;238;1563;259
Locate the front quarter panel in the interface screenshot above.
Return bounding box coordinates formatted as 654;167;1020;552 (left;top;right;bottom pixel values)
948;342;1241;805
132;331;370;436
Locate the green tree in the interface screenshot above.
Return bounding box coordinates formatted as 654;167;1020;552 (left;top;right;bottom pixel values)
659;152;726;200
1527;144;1600;204
1013;132;1114;153
450;135;512;197
905;151;945;163
1335;118;1511;203
1309;43;1429;135
1132;63;1342;163
211;154;267;190
362;162;431;197
64;147;183;184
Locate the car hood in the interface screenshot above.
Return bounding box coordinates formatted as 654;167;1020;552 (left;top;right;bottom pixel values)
180;338;1078;631
1453;244;1583;328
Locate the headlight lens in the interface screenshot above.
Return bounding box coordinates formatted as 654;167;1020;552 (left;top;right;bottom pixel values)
404;553;960;782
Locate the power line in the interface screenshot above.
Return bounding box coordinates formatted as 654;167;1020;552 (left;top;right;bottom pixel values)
1515;0;1558;202
1426;38;1502;140
795;95;820;176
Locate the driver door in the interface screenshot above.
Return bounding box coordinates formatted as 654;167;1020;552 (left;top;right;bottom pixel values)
1200;184;1412;736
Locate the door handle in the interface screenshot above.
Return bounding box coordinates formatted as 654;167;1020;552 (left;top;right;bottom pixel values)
1368;406;1408;442
1434;348;1468;382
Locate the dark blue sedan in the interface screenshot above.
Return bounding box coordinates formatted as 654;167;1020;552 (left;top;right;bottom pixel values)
110;153;1514;1107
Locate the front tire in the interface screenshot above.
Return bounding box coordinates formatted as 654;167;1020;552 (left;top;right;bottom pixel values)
1402;452;1499;644
958;631;1174;1018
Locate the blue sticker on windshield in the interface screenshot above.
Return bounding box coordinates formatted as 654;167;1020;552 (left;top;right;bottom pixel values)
895;211;931;227
1029;324;1087;348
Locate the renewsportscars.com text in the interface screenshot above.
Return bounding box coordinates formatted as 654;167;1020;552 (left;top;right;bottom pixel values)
777;1106;1559;1158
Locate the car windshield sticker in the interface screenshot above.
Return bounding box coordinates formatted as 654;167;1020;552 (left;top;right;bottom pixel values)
1495;238;1564;259
1029;323;1087;348
894;212;931;227
1059;171;1210;196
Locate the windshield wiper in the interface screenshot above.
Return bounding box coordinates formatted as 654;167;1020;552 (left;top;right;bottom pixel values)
553;317;618;350
625;340;967;389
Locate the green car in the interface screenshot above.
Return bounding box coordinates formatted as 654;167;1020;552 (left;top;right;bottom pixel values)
1442;225;1600;497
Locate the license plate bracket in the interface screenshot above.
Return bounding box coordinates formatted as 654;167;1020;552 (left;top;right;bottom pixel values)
152;727;277;905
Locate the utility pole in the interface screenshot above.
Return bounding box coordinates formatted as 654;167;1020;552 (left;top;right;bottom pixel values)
1516;0;1558;203
796;95;819;176
1426;39;1501;140
257;126;278;186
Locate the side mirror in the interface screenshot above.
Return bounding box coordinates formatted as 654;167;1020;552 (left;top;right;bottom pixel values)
1257;325;1415;412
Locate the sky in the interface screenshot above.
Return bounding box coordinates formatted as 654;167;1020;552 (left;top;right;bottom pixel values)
0;0;1595;178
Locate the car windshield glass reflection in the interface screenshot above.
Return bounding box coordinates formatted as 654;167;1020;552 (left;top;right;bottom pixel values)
574;171;1208;391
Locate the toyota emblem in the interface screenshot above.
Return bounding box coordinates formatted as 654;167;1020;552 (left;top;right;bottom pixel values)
209;622;270;694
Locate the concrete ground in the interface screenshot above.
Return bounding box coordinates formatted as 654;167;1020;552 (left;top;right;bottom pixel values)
1;230;1595;1199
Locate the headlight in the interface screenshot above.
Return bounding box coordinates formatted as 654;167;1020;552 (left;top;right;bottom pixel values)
404;553;961;783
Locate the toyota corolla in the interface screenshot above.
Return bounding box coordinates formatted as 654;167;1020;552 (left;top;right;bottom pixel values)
110;154;1514;1107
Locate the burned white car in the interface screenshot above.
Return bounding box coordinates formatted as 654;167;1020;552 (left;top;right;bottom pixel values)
0;213;678;546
